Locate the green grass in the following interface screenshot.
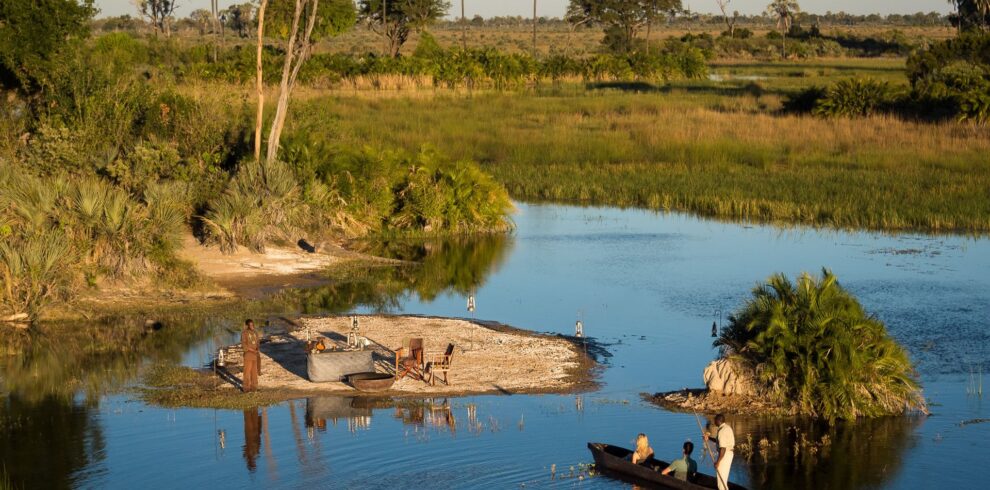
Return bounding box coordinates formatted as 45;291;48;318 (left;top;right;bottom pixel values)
137;364;286;409
291;61;990;233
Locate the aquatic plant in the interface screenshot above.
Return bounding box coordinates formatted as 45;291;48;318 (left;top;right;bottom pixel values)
716;269;925;422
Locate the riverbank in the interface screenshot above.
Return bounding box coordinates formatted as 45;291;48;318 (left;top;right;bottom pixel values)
645;388;794;417
137;315;599;409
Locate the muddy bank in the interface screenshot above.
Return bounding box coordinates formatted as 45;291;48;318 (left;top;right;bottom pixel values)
144;315;600;407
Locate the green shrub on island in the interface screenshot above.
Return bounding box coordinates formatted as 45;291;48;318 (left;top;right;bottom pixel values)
202;146;513;253
715;269;925;422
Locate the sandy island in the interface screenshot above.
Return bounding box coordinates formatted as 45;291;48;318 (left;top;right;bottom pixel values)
218;315;597;396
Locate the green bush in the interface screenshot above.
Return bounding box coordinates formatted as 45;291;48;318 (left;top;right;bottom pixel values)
716;270;925;421
813;78;897;118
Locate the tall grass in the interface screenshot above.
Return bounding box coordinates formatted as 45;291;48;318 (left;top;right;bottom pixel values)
305;88;990;233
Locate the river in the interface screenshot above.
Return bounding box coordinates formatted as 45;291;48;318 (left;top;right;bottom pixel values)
2;203;988;489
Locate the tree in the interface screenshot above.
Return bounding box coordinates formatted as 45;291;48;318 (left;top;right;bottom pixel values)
948;0;990;32
715;0;738;37
567;0;681;54
0;0;96;94
224;3;256;38
766;0;799;58
189;8;213;35
265;0;356;162
134;0;178;37
716;270;925;422
255;0;268;162
357;0;450;57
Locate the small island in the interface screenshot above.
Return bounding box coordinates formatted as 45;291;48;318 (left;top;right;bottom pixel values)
651;270;928;422
140;315;598;408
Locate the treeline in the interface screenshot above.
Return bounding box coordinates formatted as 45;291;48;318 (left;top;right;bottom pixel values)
784;34;990;124
87;31;708;90
93;10;951;36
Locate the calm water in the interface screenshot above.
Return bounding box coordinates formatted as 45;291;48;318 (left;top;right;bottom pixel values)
2;203;989;489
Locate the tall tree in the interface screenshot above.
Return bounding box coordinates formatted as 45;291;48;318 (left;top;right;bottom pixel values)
357;0;450;58
715;0;738;37
532;0;537;57
0;0;96;94
265;0;356;162
567;0;681;54
134;0;178;37
255;0;268;162
766;0;799;58
948;0;990;32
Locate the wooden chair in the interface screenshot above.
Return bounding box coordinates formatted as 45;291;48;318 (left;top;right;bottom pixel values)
426;343;455;386
393;338;424;381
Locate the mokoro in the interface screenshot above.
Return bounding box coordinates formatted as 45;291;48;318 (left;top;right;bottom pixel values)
588;443;748;490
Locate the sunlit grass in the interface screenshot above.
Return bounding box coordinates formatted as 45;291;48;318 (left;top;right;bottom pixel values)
294;84;990;233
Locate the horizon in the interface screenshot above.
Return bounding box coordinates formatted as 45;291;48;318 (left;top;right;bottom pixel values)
93;0;953;20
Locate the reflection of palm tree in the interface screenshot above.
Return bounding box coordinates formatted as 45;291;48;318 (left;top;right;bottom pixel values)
766;0;799;58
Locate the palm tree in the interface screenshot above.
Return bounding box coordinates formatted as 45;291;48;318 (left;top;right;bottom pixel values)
716;269;926;422
950;0;990;32
766;0;799;58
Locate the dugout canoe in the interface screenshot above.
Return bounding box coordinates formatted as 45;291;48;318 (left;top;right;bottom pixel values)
587;443;748;490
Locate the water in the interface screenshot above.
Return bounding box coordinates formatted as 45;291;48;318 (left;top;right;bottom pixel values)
2;203;989;489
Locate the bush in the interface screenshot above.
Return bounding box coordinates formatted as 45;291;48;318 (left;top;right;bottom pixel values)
812;78;897;118
908;34;990;124
716;270;925;421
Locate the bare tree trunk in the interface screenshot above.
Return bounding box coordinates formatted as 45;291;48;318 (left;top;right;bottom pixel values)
266;0;320;163
211;0;219;62
255;0;268;162
383;0;389;56
461;0;466;50
532;0;537;57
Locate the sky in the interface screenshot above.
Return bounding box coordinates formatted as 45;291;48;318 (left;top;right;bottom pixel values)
94;1;954;19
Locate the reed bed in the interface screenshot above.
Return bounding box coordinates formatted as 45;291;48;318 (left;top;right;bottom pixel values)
309;88;990;233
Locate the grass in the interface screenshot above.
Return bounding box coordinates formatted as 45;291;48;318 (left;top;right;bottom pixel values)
278;63;990;233
136;364;286;409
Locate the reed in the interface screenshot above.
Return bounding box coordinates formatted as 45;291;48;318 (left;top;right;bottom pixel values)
305;86;990;233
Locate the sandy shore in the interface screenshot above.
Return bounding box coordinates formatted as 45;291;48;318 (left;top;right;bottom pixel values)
219;315;596;396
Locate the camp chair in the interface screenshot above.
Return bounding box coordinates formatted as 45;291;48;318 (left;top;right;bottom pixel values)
426;343;455;386
393;338;424;381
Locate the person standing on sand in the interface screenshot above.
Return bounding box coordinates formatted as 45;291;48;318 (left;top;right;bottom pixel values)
705;413;735;490
241;319;260;392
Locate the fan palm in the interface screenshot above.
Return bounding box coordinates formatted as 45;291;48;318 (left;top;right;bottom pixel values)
766;0;799;58
716;269;925;422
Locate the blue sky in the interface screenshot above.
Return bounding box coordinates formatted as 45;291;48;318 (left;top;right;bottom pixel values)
94;1;953;19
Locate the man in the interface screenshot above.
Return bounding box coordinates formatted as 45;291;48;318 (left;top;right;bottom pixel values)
706;413;735;490
241;319;260;392
661;440;698;481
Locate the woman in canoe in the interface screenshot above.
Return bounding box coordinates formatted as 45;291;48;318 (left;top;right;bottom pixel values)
629;433;654;465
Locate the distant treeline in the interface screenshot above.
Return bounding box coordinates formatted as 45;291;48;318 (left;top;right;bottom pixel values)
92;10;951;37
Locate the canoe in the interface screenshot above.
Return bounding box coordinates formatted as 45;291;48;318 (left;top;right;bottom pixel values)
587;442;748;490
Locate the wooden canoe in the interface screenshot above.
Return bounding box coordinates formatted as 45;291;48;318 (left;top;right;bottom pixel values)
587;443;748;490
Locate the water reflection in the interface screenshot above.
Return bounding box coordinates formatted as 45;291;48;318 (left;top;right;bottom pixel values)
243;408;261;472
0;395;103;489
728;415;923;490
283;234;513;313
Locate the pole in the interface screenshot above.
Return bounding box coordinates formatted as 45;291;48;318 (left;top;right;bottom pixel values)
693;412;728;490
461;0;466;50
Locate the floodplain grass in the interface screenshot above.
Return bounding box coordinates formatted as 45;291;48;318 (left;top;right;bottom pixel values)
277;61;990;233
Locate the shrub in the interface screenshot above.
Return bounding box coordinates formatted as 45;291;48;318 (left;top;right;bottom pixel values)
813;78;896;118
716;270;925;422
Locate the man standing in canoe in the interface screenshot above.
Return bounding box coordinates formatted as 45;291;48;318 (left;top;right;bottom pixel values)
706;413;735;490
241;319;260;392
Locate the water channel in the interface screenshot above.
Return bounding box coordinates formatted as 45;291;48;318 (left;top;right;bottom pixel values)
2;203;988;489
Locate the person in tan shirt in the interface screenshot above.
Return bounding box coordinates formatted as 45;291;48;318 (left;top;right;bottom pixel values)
241;319;260;392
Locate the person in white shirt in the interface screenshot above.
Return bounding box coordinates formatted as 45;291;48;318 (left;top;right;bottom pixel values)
705;413;735;490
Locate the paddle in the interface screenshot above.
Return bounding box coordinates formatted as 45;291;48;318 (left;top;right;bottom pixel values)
694;412;728;490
